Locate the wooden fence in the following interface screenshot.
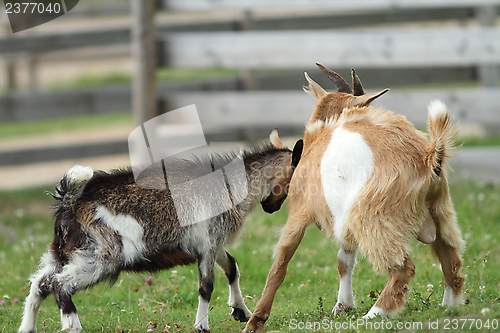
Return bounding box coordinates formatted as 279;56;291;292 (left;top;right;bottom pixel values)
1;0;499;87
163;0;500;11
1;0;500;166
161;27;500;69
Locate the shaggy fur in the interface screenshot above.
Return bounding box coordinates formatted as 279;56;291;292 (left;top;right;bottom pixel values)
244;67;465;332
19;132;303;333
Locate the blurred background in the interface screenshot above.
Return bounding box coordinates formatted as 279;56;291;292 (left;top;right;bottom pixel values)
1;3;500;331
1;0;500;190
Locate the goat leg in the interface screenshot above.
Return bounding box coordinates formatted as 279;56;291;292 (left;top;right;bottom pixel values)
333;245;357;315
363;256;415;319
195;253;216;333
216;250;252;322
243;219;307;332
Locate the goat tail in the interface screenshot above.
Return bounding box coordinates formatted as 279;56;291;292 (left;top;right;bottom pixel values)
426;101;465;253
426;100;458;178
49;165;93;209
49;165;92;264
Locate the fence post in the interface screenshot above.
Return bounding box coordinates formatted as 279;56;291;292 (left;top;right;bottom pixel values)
4;57;17;91
238;10;258;90
476;5;499;87
131;0;158;127
25;52;38;90
1;11;17;91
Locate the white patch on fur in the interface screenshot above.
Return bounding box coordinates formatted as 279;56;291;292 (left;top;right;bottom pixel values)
320;125;374;241
60;310;82;333
441;284;463;306
195;296;210;331
305;120;324;134
19;284;45;332
66;165;93;185
442;284;454;306
228;263;252;318
183;221;211;260
363;306;386;319
55;250;105;295
19;296;40;333
95;206;146;265
333;248;357;315
19;253;58;333
428;100;448;120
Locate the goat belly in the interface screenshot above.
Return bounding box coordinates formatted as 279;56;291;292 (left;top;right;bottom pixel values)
129;249;197;272
320;125;374;242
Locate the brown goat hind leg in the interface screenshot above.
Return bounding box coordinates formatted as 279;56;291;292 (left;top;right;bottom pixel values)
432;237;464;306
242;219;307;333
363;257;415;319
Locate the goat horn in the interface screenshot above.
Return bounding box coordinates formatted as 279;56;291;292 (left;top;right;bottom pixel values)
316;63;353;94
351;68;365;96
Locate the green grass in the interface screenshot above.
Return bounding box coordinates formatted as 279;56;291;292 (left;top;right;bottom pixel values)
1;181;499;332
48;68;239;90
461;136;500;148
0;111;132;141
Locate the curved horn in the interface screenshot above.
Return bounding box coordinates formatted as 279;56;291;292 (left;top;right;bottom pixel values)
351;68;365;96
316;63;353;94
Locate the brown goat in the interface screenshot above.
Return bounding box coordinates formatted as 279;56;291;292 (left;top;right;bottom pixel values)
243;66;465;332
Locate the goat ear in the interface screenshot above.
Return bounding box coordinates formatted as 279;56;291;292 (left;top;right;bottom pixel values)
351;88;389;107
270;128;284;148
303;72;327;100
291;139;303;169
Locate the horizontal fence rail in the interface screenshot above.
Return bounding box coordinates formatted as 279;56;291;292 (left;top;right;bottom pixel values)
161;88;500;129
161;27;500;69
3;86;500;128
164;0;500;11
59;0;500;16
0;5;494;55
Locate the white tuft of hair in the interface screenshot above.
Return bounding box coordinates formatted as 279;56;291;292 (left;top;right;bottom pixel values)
305;120;324;134
66;165;93;185
428;100;448;120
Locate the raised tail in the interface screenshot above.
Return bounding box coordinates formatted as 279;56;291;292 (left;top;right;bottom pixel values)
426;101;465;254
49;165;93;265
426;100;458;177
426;103;466;304
49;165;93;209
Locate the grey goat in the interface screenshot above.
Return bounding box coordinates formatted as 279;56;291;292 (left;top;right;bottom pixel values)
19;130;303;333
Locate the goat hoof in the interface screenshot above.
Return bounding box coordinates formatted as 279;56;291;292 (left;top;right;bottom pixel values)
242;314;266;333
333;302;346;316
333;302;354;316
196;328;210;333
231;307;250;322
362;306;386;319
